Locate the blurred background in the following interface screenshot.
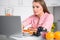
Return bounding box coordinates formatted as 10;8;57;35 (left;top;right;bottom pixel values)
0;0;60;40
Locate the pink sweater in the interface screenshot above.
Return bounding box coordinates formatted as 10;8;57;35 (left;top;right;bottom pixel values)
22;12;54;31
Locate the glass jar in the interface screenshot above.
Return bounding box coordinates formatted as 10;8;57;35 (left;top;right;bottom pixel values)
5;7;13;16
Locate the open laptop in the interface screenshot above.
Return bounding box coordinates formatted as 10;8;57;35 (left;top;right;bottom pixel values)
0;16;22;37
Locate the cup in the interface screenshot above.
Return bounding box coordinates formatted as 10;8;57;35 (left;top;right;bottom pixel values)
5;7;13;16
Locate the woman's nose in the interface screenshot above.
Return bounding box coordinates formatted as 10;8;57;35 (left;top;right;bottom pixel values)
33;7;37;12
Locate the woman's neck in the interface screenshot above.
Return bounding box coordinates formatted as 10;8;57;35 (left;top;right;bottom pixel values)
38;12;44;18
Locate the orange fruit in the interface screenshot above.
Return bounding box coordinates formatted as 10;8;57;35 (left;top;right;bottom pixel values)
46;32;54;38
54;31;60;38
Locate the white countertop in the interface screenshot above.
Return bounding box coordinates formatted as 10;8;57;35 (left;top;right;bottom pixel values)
9;34;45;40
0;35;15;40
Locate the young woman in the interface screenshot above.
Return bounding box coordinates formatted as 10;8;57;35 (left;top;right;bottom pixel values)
22;0;54;36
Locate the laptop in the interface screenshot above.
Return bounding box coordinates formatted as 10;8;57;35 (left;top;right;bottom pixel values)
0;16;22;37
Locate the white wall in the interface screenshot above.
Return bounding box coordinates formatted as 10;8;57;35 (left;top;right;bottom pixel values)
13;6;33;21
48;7;53;14
0;0;18;15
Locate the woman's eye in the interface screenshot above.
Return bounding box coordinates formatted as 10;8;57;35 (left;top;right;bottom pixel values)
33;6;35;8
36;6;39;8
32;6;39;8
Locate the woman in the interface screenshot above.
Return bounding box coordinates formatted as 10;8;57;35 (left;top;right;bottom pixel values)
22;0;54;36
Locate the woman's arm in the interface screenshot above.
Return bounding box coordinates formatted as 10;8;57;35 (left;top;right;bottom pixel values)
22;16;33;27
42;14;54;32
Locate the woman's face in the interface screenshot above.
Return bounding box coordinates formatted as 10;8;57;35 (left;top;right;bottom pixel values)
33;2;44;16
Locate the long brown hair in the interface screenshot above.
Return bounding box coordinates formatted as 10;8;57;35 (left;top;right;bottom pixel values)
33;0;50;14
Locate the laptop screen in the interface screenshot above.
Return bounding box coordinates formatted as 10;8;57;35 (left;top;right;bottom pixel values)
0;16;21;37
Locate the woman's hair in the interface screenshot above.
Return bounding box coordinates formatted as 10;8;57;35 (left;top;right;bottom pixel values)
33;0;50;14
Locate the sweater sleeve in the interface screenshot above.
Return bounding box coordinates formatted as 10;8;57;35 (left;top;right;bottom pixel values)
42;14;54;32
22;16;33;27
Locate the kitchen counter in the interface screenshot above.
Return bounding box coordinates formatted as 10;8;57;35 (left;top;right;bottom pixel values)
9;34;45;40
0;35;15;40
0;38;15;40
